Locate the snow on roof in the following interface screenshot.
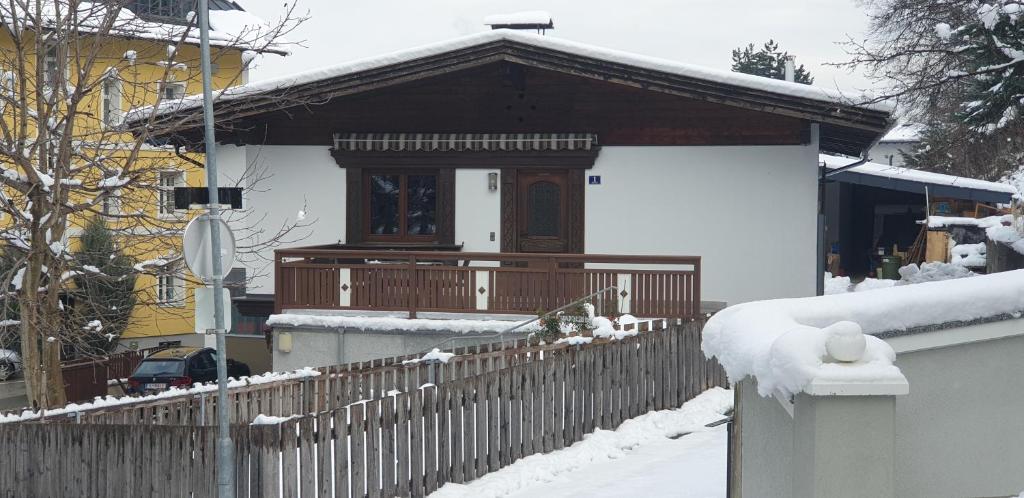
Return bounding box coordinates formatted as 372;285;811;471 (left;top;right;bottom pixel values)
929;214;1024;255
266;313;542;334
0;1;286;53
879;122;925;143
484;10;553;26
702;269;1024;398
820;154;1017;195
137;29;891;119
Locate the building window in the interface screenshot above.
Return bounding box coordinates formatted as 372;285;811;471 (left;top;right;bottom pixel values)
129;0;237;23
158;80;186;101
157;262;184;306
102;189;122;217
158;170;184;217
41;42;61;89
364;171;437;242
101;71;123;128
0;70;14;109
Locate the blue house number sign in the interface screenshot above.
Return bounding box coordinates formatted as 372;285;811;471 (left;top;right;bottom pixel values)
588;175;601;185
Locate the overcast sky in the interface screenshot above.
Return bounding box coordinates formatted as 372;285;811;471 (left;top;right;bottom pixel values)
241;0;877;93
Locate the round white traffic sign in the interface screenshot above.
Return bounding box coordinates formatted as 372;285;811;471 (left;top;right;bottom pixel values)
182;214;236;280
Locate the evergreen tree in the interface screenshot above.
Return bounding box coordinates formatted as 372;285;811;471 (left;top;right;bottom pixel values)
940;2;1024;133
731;39;814;84
69;218;137;356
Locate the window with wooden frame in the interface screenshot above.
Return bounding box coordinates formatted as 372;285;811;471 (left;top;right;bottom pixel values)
363;170;438;242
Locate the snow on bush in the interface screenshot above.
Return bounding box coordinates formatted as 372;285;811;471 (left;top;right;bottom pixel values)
432;387;733;498
705;270;1024;397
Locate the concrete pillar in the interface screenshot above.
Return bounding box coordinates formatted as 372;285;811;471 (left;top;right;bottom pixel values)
791;378;908;498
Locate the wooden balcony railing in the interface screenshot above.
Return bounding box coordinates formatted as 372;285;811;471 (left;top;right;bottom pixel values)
274;248;701;319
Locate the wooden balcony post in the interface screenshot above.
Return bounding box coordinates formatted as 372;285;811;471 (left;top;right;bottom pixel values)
547;257;558;312
274;251;282;314
409;255;418;319
694;259;701;319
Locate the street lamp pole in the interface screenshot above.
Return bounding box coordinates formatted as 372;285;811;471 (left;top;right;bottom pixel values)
196;1;233;496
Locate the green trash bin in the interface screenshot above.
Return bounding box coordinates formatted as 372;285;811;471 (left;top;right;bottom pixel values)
880;255;903;280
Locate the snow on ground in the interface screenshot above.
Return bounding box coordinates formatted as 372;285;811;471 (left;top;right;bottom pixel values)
705;269;1024;397
825;262;975;294
431;388;732;498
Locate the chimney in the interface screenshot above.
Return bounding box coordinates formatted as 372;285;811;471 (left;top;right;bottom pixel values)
784;55;796;82
484;11;554;35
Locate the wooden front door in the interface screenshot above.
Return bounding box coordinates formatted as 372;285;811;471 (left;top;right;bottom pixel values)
517;171;569;253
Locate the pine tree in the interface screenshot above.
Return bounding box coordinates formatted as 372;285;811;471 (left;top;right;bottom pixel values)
731;40;814;84
69;217;137;356
942;1;1024;133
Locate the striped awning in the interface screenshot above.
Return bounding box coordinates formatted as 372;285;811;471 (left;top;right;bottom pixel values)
332;133;598;152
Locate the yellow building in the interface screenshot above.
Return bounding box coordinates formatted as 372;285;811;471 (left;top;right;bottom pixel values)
0;1;284;354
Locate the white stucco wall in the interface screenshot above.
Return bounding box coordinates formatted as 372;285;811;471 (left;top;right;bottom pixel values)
454;169;501;253
869;142;914;167
222;144;818;305
217;145;345;293
586;145;819;304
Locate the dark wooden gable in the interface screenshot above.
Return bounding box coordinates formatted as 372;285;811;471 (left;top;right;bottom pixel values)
220;62;809;147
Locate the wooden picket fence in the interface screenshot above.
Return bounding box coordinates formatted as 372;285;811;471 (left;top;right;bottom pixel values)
0;321;727;497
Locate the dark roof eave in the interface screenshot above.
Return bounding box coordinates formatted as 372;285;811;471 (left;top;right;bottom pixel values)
138;39;891;150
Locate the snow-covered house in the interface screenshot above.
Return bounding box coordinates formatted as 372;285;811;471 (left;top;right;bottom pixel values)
868;122;923;167
136;29;891;362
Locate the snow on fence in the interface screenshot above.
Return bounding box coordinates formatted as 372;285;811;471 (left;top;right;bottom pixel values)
0;321;726;497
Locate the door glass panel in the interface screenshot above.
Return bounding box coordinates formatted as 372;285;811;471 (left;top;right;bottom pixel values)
369;175;400;235
406;175;437;235
527;181;560;237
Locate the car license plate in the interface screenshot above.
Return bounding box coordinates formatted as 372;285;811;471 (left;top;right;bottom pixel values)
146;383;167;390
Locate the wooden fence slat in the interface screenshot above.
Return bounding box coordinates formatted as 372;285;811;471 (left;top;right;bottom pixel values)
381;396;396;498
351;403;366;498
474;375;488;479
410;389;425;498
396;393;411;497
424;387;438;495
487;372;500;472
452;381;466;484
334;408;351;498
511;365;523;463
366;400;381;498
282;419;299;498
553;355;565;451
317;412;332;498
300;417;316;498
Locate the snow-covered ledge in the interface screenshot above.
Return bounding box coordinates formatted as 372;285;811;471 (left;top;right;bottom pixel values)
702;269;1024;398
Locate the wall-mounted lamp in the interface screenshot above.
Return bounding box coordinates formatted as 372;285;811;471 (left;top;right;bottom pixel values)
488;172;498;191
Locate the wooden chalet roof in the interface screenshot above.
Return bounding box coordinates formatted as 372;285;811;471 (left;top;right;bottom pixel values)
135;30;893;156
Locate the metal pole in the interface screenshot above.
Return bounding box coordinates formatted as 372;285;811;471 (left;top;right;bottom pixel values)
196;1;233;496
